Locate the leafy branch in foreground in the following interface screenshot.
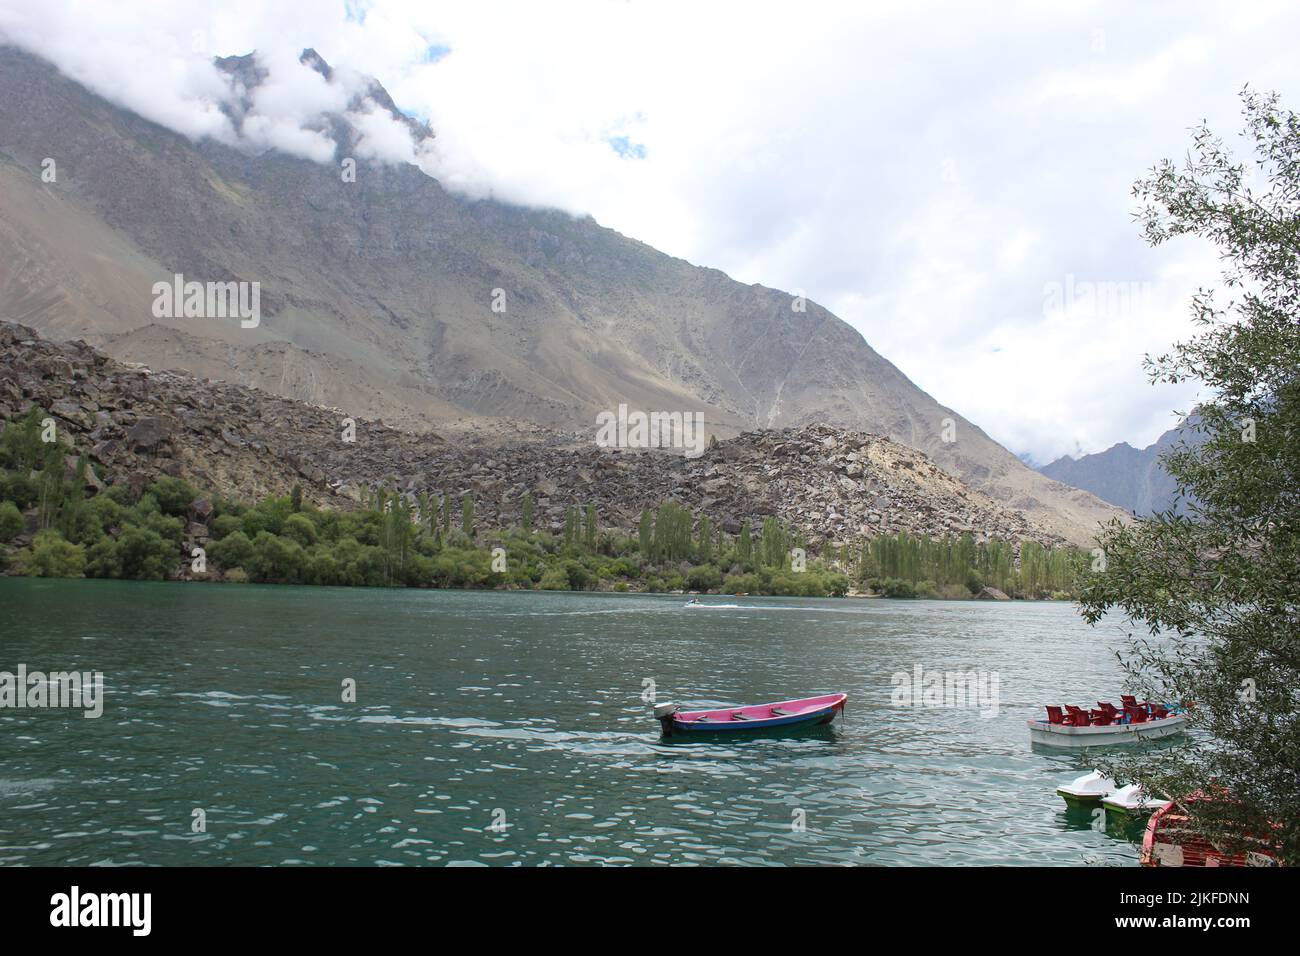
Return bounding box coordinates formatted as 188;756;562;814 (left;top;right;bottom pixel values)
1078;88;1299;864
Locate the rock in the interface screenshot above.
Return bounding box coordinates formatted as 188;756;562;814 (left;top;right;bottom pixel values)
127;416;173;452
977;586;1011;601
0;321;1069;554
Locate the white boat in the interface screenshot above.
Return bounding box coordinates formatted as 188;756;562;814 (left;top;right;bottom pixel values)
1056;770;1116;808
1028;713;1188;748
1102;783;1168;817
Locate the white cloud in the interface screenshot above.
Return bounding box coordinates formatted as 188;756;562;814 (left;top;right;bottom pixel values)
1;0;1295;462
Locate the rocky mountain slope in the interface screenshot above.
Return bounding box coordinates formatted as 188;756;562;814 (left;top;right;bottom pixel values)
0;322;1066;549
0;45;1122;545
1039;414;1204;516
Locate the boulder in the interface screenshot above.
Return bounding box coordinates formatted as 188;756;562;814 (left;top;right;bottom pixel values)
127;416;173;452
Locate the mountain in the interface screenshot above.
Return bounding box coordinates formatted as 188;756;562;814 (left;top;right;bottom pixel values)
0;45;1123;546
1039;414;1205;516
0;321;1067;551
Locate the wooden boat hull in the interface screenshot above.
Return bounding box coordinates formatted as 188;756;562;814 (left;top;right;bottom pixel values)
1028;714;1187;748
662;693;846;736
1141;800;1278;867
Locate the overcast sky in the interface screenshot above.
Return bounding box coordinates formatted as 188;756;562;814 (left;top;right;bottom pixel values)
2;0;1296;463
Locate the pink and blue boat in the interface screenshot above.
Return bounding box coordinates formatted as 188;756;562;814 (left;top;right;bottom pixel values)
655;693;847;736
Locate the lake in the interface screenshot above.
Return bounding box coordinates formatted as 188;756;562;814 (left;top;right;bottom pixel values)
0;579;1151;866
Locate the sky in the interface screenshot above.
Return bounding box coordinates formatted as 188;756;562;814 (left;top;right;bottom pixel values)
1;0;1296;463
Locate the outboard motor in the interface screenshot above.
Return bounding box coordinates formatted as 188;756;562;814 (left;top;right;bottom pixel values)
654;702;679;736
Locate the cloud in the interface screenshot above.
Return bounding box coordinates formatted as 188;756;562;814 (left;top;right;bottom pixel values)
1;0;1295;462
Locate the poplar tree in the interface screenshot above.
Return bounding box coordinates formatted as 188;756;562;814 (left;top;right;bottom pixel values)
521;491;534;534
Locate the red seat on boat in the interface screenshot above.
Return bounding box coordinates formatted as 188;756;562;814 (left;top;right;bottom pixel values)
1065;705;1091;727
1150;704;1169;719
1045;705;1066;725
1089;708;1114;725
1125;704;1148;723
1120;694;1138;708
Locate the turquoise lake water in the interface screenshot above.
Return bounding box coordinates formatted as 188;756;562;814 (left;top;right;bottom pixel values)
0;579;1154;865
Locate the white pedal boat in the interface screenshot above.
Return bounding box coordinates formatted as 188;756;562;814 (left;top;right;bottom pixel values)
1101;783;1168;817
1028;713;1187;748
1056;770;1116;808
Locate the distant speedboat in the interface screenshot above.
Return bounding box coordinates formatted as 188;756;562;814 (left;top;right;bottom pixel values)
655;693;847;736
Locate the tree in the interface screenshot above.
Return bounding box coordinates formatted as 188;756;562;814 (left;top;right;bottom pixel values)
521;492;534;534
638;508;653;556
17;529;86;578
584;504;597;551
1078;89;1300;864
461;493;475;540
760;517;788;568
563;506;579;550
651;502;692;562
0;500;23;542
696;515;713;564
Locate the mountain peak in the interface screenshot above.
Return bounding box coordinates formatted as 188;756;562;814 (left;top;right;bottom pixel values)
298;47;332;80
212;46;433;161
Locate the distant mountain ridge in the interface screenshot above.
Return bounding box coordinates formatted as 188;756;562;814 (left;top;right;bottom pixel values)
0;44;1124;546
1039;414;1204;516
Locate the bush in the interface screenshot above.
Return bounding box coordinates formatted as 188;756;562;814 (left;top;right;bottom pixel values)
538;566;570;590
84;535;122;578
149;477;200;516
881;578;917;599
209;530;255;570
0;472;37;510
16;529;86;578
116;526;175;580
283;513;318;547
247;531;306;584
686;564;722;592
211;514;242;540
722;572;760;594
0;500;23;542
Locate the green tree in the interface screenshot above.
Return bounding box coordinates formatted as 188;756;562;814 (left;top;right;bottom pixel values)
116;525;174;580
563;505;579;550
150;476;198;516
17;529;85;578
521;492;534;533
0;500;22;542
210;530;255;571
638;508;653;556
1079;89;1300;864
461;493;475;540
696;515;713;564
